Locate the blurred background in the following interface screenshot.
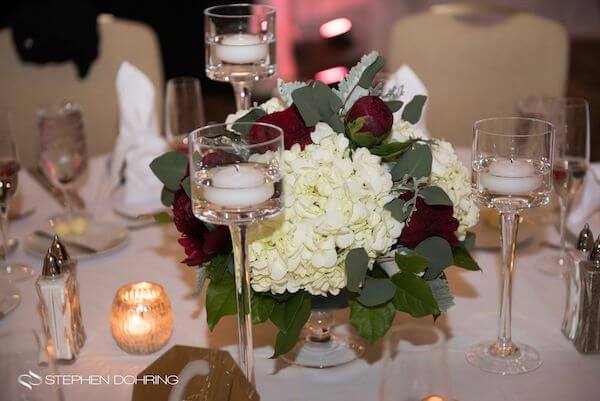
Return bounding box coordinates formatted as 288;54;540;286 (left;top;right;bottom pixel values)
0;0;598;165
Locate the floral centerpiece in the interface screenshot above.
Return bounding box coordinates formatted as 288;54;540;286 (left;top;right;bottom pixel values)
150;52;480;358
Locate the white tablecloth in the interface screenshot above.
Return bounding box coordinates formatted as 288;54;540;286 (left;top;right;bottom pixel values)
1;153;599;401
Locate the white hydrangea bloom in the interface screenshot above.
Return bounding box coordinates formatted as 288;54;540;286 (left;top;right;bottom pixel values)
224;97;286;126
249;134;403;296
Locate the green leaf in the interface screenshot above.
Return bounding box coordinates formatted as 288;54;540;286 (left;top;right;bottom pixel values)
395;252;428;274
181;177;191;198
420;186;453;206
351;130;378;148
385;198;410;222
270;292;311;333
391;143;432;180
391;272;439;317
313;80;343;119
385;100;404;113
206;273;236;330
428;277;455;313
232;108;267;134
345;248;369;292
349;299;395;344
150;151;188;191
206;254;229;283
358;55;385;88
402;95;427;124
357;277;396;307
160;187;175;206
326;114;345;134
462;231;476;251
369;140;415;159
153;211;173;224
453;246;481;271
414;237;454;280
292;86;319;126
252;294;276;324
271;293;311;358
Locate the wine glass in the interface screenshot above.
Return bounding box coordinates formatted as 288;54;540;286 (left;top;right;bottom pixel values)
189;122;284;384
380;325;452;401
37;102;88;225
0;111;35;281
165;77;205;152
0;329;64;401
467;117;553;374
204;4;277;111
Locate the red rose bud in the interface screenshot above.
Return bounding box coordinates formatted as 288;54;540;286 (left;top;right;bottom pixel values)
251;106;315;150
345;96;393;147
202;150;242;167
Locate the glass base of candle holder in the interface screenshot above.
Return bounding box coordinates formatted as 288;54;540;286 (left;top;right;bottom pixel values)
466;340;541;375
535;253;566;276
281;334;366;368
0;262;35;281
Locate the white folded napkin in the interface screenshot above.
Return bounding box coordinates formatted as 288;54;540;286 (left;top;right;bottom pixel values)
385;65;430;138
567;163;600;234
110;62;167;207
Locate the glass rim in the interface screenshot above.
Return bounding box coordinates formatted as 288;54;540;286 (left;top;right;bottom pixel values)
474;117;553;137
204;3;276;18
386;324;446;352
517;96;589;109
189;122;284;150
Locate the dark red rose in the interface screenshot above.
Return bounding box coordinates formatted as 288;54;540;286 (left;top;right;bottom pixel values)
202;150;243;167
398;192;459;248
172;189;231;266
346;96;393;147
251;105;315;150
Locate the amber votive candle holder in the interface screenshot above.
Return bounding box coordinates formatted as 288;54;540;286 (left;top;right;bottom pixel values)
111;281;173;355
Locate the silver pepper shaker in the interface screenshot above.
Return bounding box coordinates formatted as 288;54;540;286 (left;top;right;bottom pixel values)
36;241;86;361
562;224;594;340
574;235;600;353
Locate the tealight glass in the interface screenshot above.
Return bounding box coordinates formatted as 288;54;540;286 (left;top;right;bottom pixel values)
111;281;173;355
467;117;553;374
204;4;276;111
189;122;284;384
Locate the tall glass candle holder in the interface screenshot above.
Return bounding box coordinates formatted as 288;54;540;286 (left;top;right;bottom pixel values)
189;122;284;384
467;117;553;374
204;4;276;111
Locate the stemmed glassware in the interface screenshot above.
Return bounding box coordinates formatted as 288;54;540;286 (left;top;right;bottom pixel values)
37;102;88;225
165;77;205;152
204;4;277;111
467;117;553;374
189;122;284;383
0;111;35;281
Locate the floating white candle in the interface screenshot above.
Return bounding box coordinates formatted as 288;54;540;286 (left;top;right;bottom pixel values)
216;33;268;64
204;164;274;208
481;158;542;195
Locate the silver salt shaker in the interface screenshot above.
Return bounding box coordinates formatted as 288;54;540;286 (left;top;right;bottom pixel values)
574;235;600;353
562;224;594;340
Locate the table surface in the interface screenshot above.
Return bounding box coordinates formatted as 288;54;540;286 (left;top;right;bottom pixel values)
1;151;599;401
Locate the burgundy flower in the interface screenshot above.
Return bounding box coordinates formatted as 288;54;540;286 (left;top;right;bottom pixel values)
251;106;315;150
202;150;242;167
398;192;459;248
172;189;231;266
346;96;393;147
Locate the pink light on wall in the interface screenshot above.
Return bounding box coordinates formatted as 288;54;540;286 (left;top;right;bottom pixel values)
319;17;352;39
315;66;349;84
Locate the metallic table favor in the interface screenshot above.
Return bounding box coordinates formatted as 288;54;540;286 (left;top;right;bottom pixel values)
574;235;600;354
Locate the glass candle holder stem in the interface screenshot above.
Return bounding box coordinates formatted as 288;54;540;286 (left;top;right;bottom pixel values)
496;212;519;356
231;79;253;112
230;223;255;385
557;195;572;266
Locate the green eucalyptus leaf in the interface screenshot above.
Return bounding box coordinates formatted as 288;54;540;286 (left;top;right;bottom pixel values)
150;151;188;191
385;198;410;222
271;293;311;358
206;273;236;330
394;252;428;274
160;187;175;206
232;108;268;134
402;95;427;124
292;86;319;126
206;254;230;283
182;177;191;198
462;231;476;251
391;143;432;180
391;272;439;317
345;248;369;293
326;114;345;134
313;80;343;118
414;237;454;280
357;277;397;307
349;299;395;344
370;140;416;159
385;100;404;113
427;277;455;313
252;294;276;324
270;292;311;333
453;246;481;271
420;186;453;206
358;55;385;88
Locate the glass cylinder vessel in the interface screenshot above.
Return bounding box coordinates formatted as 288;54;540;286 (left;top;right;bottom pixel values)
204;4;277;111
111;281;173;355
